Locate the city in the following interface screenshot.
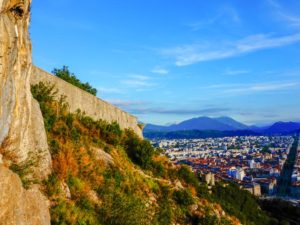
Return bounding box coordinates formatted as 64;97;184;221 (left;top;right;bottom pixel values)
152;135;300;199
2;0;300;224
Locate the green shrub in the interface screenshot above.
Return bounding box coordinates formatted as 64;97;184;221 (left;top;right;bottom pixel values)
31;82;58;131
49;139;60;155
53;66;97;96
123;131;155;170
155;185;173;225
9;152;40;189
71;128;80;141
31;81;57;103
173;189;194;207
194;215;221;225
211;182;272;225
97;190;150;225
177;165;199;187
44;173;61;197
151;160;166;177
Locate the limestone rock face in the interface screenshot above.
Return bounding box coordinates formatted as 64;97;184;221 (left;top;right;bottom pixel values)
0;0;51;178
0;165;51;225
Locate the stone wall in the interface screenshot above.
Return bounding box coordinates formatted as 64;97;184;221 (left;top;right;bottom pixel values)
30;66;143;137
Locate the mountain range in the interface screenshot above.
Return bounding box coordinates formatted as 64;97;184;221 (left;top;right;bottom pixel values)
144;116;300;138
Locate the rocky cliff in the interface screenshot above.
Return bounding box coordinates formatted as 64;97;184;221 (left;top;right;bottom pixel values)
0;0;51;224
0;0;51;178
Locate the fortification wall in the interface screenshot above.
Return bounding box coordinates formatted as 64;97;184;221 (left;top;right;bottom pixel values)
30;66;143;137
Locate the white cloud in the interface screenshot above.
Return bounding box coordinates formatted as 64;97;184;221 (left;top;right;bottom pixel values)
151;67;169;75
122;74;155;88
162;33;300;66
268;0;300;28
128;74;150;81
224;69;250;76
186;6;241;31
231;82;298;92
218;82;300;94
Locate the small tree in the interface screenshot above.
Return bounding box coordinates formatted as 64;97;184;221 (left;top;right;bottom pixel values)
52;66;97;96
123;130;155;170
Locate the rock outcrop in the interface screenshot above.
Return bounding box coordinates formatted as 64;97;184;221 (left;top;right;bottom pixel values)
0;0;51;178
0;1;51;224
0;165;50;225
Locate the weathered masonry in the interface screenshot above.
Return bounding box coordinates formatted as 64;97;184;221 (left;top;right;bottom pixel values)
30;66;143;137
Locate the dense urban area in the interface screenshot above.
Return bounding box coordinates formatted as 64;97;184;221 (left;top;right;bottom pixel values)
152;135;300;199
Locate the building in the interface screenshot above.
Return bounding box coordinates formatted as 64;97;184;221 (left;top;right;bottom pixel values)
227;167;245;181
243;183;261;196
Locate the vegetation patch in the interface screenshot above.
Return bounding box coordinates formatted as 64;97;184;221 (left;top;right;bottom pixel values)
52;66;97;96
31;81;273;225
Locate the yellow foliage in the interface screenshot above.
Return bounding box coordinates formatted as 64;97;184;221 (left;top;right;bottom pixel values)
53;146;78;180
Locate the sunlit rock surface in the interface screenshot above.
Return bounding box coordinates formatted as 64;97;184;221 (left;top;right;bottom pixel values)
0;1;51;224
0;165;50;225
0;0;51;178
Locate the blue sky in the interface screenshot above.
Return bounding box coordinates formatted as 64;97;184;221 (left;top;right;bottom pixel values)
30;0;300;125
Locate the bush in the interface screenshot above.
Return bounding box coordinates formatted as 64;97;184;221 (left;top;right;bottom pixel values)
97;190;150;225
211;182;272;225
155;185;173;225
9;152;40;189
31;82;58;131
123;130;155;170
177;165;199;187
53;66;97;96
151;161;166;177
173;189;194;207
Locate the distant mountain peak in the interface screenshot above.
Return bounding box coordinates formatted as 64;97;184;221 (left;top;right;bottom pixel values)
144;116;300;135
264;121;300;134
145;116;249;132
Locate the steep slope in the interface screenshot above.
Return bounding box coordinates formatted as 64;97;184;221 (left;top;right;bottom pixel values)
31;82;242;225
29;81;277;225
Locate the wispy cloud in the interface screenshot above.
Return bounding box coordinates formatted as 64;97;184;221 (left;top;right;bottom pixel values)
128;107;230;115
224;69;250;76
225;82;299;94
186;6;240;31
151;67;169;75
209;81;300;95
162;33;300;66
268;0;300;28
122;74;155;88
